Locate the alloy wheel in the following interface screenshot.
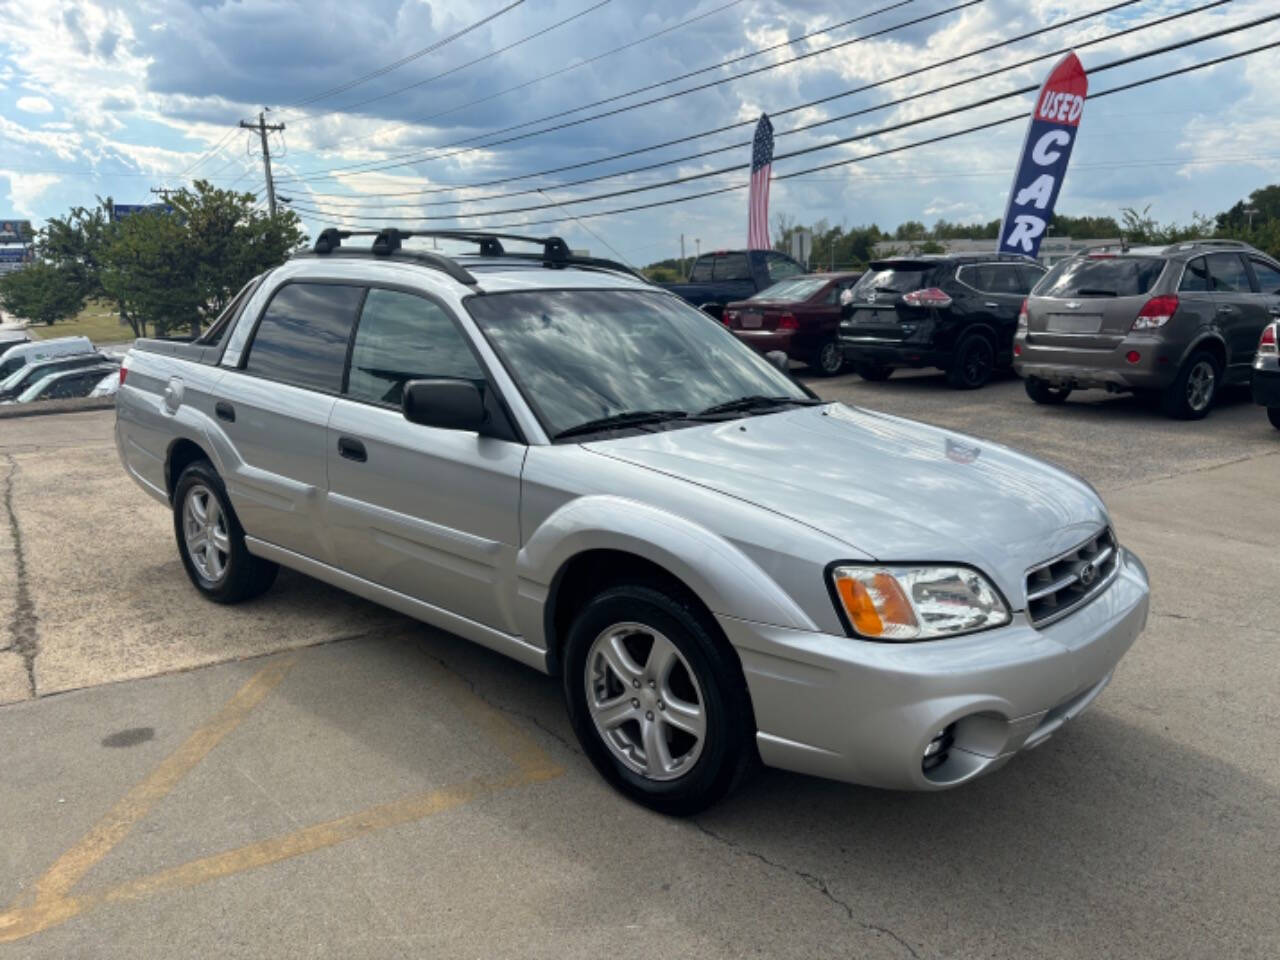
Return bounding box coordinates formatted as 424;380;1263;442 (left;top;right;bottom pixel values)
818;341;843;374
1186;359;1216;412
584;622;706;781
961;339;993;386
183;484;230;583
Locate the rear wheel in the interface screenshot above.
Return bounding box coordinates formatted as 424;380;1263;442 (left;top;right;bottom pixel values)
1025;376;1072;405
854;360;893;382
173;460;278;604
810;339;844;376
562;584;754;815
1268;406;1280;430
1162;350;1219;420
946;332;996;389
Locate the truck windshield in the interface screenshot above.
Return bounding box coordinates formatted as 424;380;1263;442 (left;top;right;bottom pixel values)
1034;257;1165;298
466;289;811;439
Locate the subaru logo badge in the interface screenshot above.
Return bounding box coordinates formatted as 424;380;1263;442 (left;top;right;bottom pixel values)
1078;561;1098;587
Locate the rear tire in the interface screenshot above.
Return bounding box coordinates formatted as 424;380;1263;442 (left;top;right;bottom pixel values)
946;333;996;389
810;339;845;377
1025;376;1072;405
1161;350;1220;420
855;360;893;382
1268;406;1280;430
562;584;754;815
173;460;278;604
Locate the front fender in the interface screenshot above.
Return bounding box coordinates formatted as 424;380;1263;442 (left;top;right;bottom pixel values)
514;494;819;648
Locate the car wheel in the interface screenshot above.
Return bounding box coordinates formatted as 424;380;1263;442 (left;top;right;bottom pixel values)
1268;406;1280;430
1025;376;1072;405
173;459;278;604
855;360;893;382
562;584;754;815
946;333;996;389
1162;350;1220;420
810;339;845;377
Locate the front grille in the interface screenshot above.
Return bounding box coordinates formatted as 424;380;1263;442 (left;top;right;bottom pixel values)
1025;527;1119;627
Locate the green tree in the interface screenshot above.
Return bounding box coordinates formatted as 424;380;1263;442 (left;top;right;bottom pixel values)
0;261;84;326
100;209;202;339
37;202;113;304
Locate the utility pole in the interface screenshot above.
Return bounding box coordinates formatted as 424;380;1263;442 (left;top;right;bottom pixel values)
680;233;685;272
240;110;285;216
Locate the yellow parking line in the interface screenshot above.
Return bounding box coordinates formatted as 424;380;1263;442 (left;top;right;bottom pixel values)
0;647;564;944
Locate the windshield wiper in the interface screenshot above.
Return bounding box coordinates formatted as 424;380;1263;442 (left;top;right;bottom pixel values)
553;409;688;441
695;395;822;417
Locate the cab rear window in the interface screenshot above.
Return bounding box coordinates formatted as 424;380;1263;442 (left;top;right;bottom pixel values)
1034;257;1165;298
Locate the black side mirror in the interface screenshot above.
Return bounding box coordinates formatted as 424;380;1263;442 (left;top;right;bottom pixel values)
402;378;487;432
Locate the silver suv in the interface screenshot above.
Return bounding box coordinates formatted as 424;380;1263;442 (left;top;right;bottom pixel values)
116;229;1149;813
1015;240;1280;418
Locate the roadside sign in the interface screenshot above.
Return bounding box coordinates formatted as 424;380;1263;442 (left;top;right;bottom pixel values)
0;220;32;243
111;203;173;221
0;248;29;262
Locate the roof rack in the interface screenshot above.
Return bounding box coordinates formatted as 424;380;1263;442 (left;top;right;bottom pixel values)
1162;238;1253;254
301;228;649;285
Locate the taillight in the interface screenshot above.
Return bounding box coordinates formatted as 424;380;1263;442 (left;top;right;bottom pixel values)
725;310;739;323
1018;298;1029;329
778;313;798;330
901;287;953;309
119;365;128;386
1260;322;1278;355
1132;294;1178;331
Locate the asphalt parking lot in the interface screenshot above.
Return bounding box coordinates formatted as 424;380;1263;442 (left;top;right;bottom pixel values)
2;372;1277;959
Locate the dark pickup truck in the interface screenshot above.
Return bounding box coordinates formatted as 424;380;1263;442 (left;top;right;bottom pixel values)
662;249;807;320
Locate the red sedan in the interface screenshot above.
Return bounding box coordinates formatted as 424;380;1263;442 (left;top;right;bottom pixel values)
722;272;862;376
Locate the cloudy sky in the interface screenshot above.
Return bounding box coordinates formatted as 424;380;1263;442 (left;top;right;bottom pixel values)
0;0;1276;264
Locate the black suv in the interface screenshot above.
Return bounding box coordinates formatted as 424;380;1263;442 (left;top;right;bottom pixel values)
839;253;1046;388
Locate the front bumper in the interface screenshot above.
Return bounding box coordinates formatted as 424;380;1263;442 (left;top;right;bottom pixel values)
719;547;1149;791
1014;334;1178;391
1252;355;1280;407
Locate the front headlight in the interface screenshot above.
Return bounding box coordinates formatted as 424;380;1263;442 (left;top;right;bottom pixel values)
829;564;1011;641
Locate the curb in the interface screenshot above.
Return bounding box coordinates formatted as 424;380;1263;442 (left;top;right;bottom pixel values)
0;396;116;420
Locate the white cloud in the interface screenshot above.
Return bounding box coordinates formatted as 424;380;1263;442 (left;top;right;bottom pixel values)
0;170;61;216
15;95;53;114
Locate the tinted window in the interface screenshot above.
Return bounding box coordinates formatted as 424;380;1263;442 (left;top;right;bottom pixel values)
346;289;482;407
1016;264;1046;293
244;283;363;392
766;254;804;282
1179;257;1211;292
1250;257;1280;295
961;264;1025;295
201;276;263;347
1206;253;1253;293
713;253;751;281
689;257;713;282
1035;257;1165;298
466;290;807;439
749;277;827;302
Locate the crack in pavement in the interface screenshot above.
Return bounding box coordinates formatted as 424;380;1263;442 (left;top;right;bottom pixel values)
690;819;922;959
3;453;37;697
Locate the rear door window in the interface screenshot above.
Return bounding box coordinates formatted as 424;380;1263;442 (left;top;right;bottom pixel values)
244;282;365;392
1249;257;1280;295
345;289;483;407
713;253;751;281
1036;257;1165;298
1206;253;1254;292
1179;257;1212;292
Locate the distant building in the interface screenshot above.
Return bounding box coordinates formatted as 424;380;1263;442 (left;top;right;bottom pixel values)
870;236;1122;267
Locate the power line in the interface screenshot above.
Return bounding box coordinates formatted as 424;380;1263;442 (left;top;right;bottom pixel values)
287;10;1278;223
277;0;966;184
293;0;613;126
282;0;527;112
302;0;1187;210
286;38;1280;233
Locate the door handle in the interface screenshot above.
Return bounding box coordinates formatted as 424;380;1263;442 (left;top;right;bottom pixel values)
214;400;235;423
337;436;367;462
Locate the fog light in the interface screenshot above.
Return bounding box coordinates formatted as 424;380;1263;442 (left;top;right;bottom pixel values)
922;723;956;772
1125;350;1140;364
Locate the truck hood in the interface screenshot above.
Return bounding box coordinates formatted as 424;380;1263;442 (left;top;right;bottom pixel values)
584;404;1108;606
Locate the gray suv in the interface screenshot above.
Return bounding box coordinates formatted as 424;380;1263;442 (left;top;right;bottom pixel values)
1014;240;1280;419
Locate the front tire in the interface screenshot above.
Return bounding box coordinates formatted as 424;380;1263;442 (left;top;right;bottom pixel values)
854;360;894;382
810;339;845;377
1025;376;1072;405
173;460;278;604
946;332;996;389
562;584;754;815
1162;350;1219;420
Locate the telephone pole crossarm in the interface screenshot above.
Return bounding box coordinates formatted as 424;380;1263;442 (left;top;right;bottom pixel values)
240;111;286;216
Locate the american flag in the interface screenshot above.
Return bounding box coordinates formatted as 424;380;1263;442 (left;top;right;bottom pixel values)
747;113;773;250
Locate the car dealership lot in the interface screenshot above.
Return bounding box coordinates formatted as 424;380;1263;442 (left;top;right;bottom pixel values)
2;379;1277;959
